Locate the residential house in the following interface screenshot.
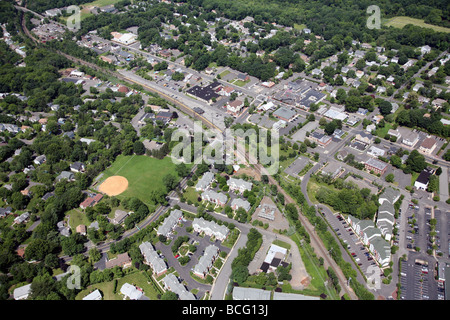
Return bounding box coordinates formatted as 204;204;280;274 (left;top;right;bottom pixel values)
105;252;132;269
227;99;244;116
192;245;219;279
70;162;86;173
55;171;75;182
13;284;32;300
82;289;102;300
419;137;437;155
120;283;143;300
76;224;87;235
157;209;183;237
227;177;252;193
192;217;230;241
414;169;432;190
230;198;251;211
162;273;196;300
139;241;167;277
402;131;419;147
80;193;103;209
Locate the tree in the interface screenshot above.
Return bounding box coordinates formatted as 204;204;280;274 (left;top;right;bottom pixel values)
379;100;392;116
175;163;189;177
161;291;178;300
133;141;145;155
231;264;248;285
406;150;427;173
385;173;395;183
163;174;177;191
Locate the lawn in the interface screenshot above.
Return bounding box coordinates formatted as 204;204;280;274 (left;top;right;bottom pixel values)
76;271;162;300
67;208;91;230
98;155;182;206
385;16;450;33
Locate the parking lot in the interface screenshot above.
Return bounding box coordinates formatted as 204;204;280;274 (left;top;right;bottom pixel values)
322;211;381;285
399;256;441;300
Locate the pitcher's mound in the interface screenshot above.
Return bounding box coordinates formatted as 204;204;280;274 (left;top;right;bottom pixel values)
98;176;129;196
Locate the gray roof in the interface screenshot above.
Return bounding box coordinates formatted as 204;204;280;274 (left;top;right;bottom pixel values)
56;171;74;181
192;217;229;240
201;190;228;204
193;245;219;277
273;107;296;120
157;209;182;237
227;177;252;191
13;283;32;300
379;187;400;204
139;241;167;275
195;171;215;190
162;273;196;300
232;287;271;300
82;289;102;300
120;283;143;300
273;292;320;300
230;198;251;211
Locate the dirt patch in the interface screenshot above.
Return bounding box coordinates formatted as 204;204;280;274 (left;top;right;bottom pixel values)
98;176;129;196
235;167;261;181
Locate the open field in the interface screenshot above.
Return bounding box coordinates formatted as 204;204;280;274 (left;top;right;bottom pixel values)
385;16;450;33
98;155;181;205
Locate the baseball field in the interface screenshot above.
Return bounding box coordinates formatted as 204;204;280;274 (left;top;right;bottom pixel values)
97;155;182;205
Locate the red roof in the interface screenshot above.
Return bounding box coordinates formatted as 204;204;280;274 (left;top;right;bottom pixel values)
118;86;129;93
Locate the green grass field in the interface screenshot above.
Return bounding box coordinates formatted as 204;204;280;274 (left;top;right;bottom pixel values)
98;155;181;205
75;271;162;300
385;16;450;33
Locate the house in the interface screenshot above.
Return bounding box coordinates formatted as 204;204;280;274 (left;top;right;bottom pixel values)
365;158;388;175
76;224;87;235
201;189;228;206
120;283;143;300
420;45;431;56
139;241;167;277
33;155;46;165
80;193;103;209
82;289;102;300
414;169;433;190
14;212;30;224
237;73;249;81
13;283;32;300
162;273;196;300
230;198;251;211
355;132;373;145
192;245;219;279
192;217;230;241
55;171;75;182
227;99;244;116
419;137;437;154
105;252;132;269
111;209;129;225
387;129;401;141
157;209;183;237
195;172;215;192
70;162;85;173
402;132;419;147
227;177;252;193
